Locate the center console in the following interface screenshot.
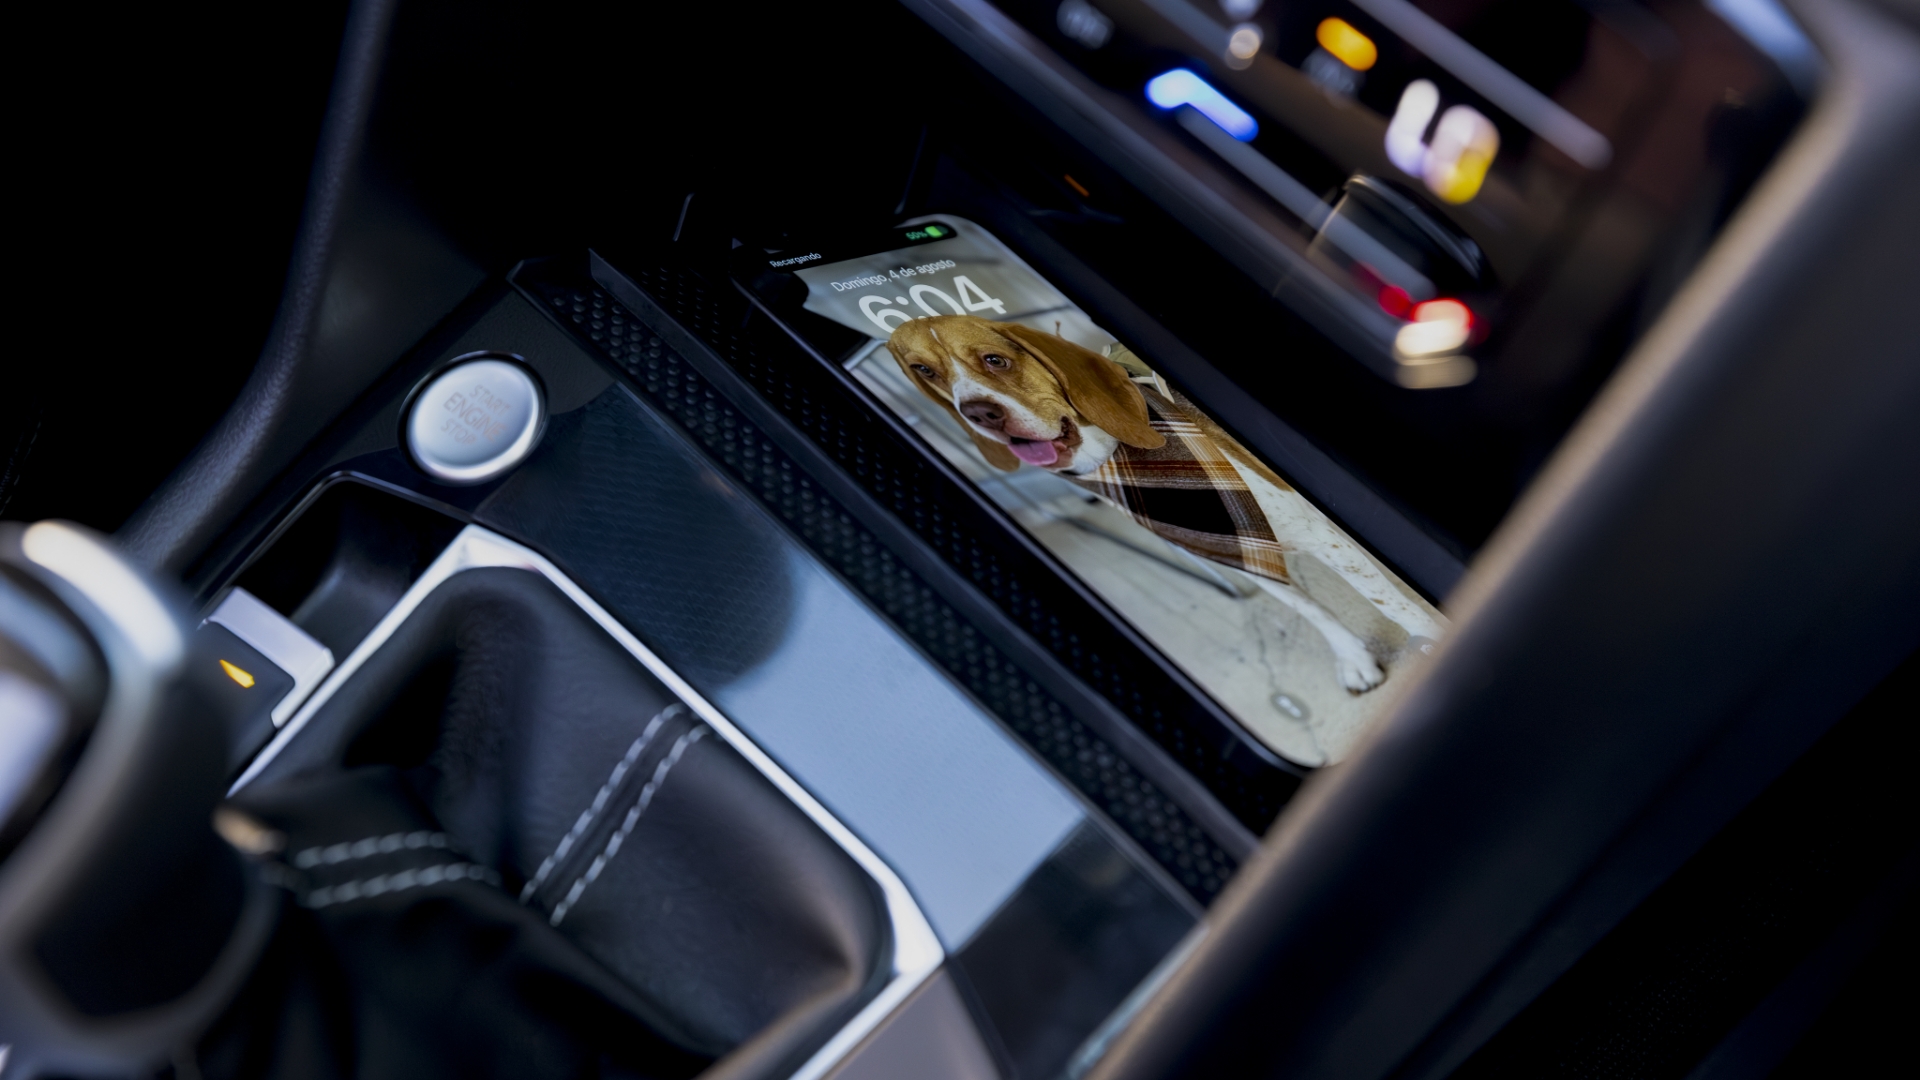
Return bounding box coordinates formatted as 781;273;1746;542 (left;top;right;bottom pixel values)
175;273;1203;1080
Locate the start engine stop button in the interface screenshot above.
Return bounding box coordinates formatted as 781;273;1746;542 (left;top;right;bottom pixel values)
405;356;546;485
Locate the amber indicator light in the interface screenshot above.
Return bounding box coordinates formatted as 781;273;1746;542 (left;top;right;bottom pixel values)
219;659;257;688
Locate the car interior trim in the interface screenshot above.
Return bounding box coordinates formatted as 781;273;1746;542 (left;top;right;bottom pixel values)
203;586;336;726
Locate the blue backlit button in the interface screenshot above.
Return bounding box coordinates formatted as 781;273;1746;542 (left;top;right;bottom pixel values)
405;356;546;484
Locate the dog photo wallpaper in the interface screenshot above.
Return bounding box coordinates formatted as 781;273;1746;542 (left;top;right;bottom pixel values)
795;219;1444;765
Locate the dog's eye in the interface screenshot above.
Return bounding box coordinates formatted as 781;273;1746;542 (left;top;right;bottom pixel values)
983;354;1010;370
911;364;937;378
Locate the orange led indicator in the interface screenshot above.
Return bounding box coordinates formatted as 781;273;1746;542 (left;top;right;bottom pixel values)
219;659;256;689
1316;18;1378;72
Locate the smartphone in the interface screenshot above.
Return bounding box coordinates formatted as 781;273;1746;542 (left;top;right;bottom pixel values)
748;217;1444;766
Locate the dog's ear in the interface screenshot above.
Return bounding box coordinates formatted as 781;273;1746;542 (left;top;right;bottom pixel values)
889;338;1021;471
999;323;1165;449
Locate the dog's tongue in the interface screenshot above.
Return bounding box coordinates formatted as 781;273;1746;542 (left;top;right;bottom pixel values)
1009;438;1059;466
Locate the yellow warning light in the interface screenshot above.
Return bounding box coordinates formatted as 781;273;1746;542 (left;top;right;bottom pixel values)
219;659;256;688
1317;17;1378;72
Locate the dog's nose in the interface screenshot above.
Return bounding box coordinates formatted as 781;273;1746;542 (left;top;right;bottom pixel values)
959;399;1007;430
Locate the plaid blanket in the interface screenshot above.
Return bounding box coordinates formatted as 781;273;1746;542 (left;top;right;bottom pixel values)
1068;376;1297;585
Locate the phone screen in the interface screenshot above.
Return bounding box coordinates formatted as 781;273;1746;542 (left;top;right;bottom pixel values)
770;217;1444;766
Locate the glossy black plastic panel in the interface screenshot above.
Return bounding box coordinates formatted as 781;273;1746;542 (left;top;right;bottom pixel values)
954;822;1196;1080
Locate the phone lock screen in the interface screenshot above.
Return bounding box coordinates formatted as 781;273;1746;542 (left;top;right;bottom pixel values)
787;218;1445;766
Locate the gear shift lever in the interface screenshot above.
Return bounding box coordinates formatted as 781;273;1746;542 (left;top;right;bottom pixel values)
0;521;274;1078
2;517;895;1080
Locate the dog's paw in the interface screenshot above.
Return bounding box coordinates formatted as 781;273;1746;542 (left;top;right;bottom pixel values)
1336;651;1386;694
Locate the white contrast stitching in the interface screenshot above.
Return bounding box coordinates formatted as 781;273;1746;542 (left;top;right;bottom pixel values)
303;862;502;908
292;830;448;869
549;725;706;926
519;703;683;902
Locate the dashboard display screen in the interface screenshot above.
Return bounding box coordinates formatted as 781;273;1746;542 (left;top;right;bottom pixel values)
779;218;1447;765
975;0;1806;394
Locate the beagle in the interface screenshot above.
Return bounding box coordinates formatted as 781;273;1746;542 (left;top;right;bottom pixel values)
887;315;1444;692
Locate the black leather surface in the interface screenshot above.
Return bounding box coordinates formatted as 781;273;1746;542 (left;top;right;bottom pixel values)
209;766;713;1080
247;567;884;1073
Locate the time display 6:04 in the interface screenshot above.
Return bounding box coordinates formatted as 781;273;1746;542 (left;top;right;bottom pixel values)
856;270;1008;335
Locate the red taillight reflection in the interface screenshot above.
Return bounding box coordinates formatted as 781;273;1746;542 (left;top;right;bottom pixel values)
1411;298;1472;328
